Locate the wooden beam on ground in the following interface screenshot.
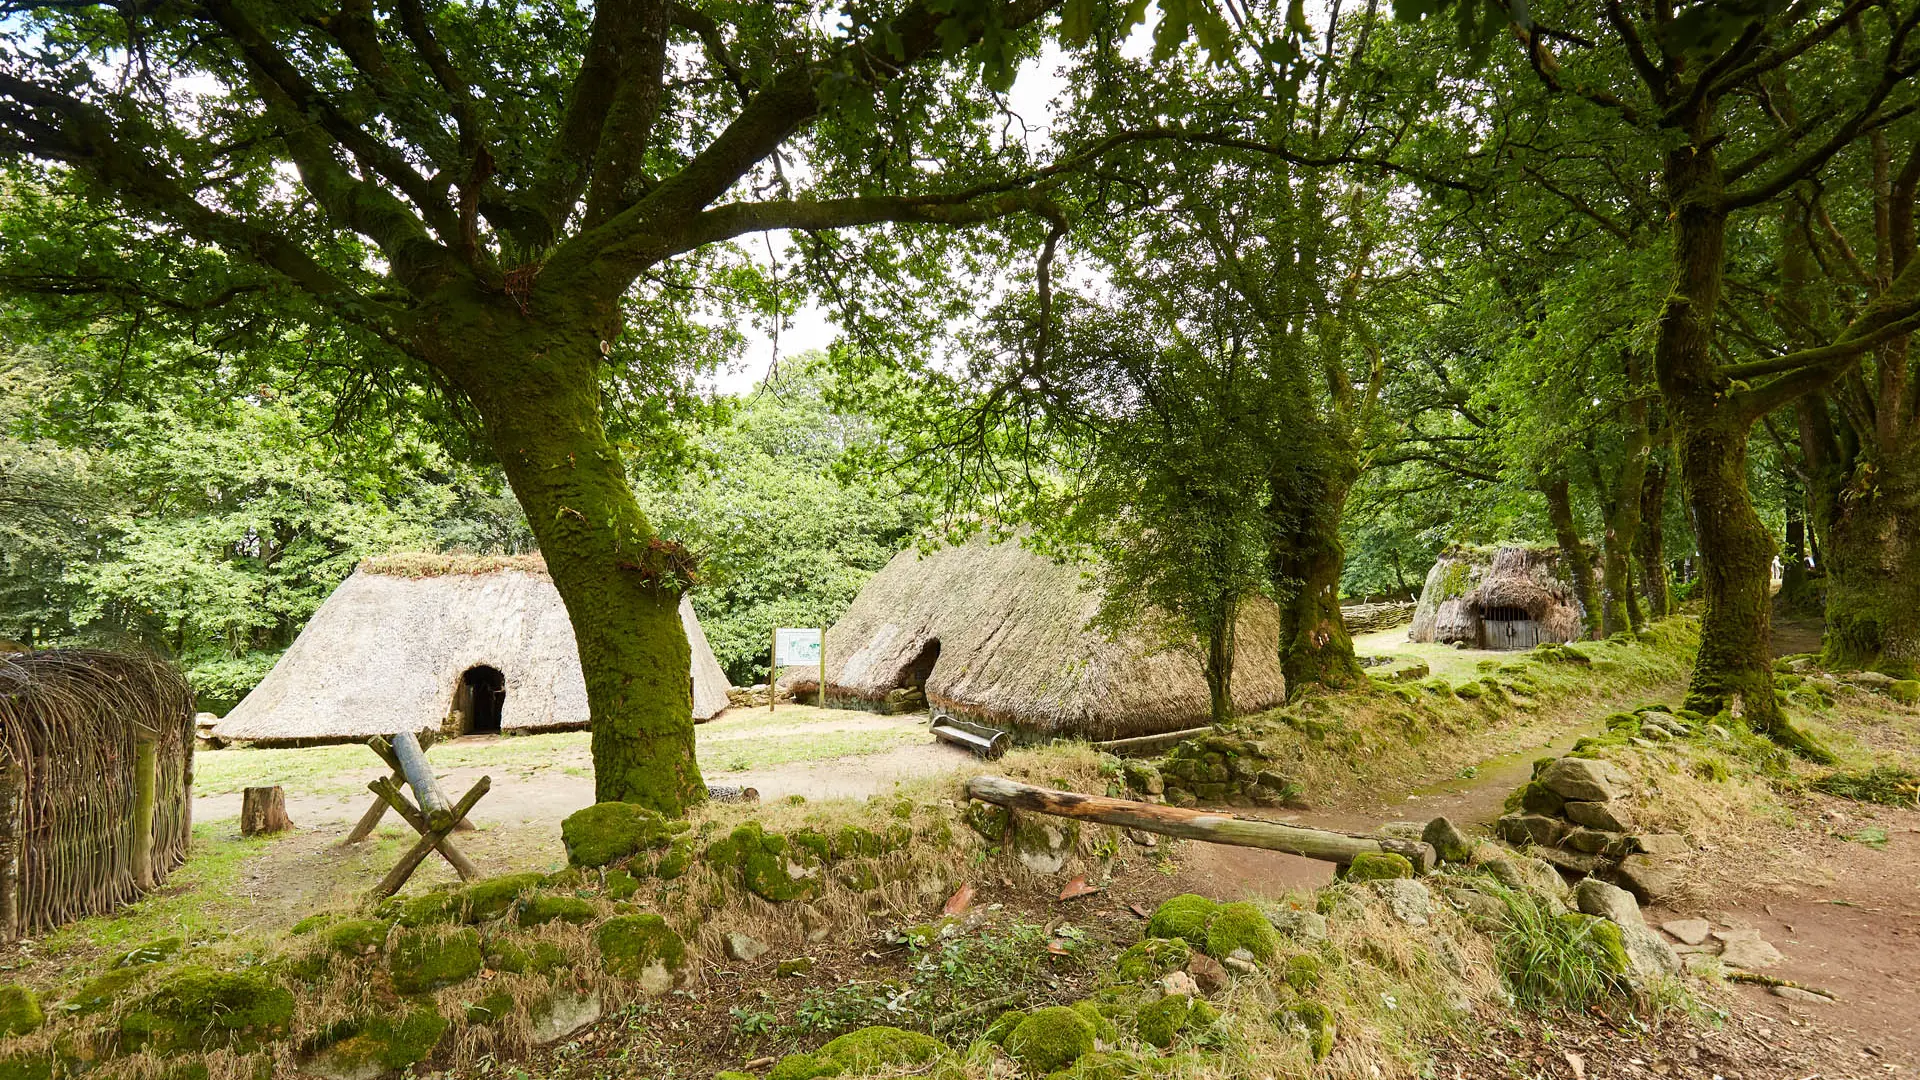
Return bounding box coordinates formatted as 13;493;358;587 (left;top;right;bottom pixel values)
1090;726;1217;757
392;730;455;829
965;775;1435;871
368;777;479;881
372;775;490;899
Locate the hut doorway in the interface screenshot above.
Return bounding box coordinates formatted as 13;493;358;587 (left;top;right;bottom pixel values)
456;666;506;734
879;639;940;713
1479;606;1542;650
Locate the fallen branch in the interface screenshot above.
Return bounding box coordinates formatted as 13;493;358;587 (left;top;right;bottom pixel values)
1090;726;1216;757
965;776;1435;871
930;992;1026;1035
1724;971;1836;999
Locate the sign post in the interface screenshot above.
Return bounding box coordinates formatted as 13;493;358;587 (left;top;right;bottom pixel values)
773;628;824;711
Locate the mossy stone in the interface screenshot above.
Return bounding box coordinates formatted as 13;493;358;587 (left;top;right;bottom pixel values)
313;1007;449;1073
1044;1050;1160;1080
1006;1006;1097;1074
486;939;569;976
817;1025;945;1070
113;937;184;968
0;987;42;1037
560;801;680;868
67;966;145;1014
766;1053;837;1080
1145;895;1218;943
775;956;815;977
1559;913;1631;976
983;1009;1028;1045
1891;680;1920;705
323;919;391;957
392;890;462;928
389;927;484;993
1135;994;1192;1049
290;914;336;935
118;966;295;1053
1342;852;1414;882
603;868;642;900
1282;953;1323;993
596;914;687;989
1069;1000;1119;1043
1275;1001;1336;1061
1110;937;1190;984
459;872;547;920
835;862;882;892
517;895;596;927
651;835;696;880
1518;781;1565;816
466;988;516;1025
964;802;1011;841
704;822;819;902
0;1056;51;1080
1204;901;1280;962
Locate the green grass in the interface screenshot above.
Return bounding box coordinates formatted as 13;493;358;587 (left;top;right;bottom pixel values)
1810;765;1920;808
1494;888;1632;1012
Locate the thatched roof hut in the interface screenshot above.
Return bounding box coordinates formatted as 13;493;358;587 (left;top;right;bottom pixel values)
0;651;194;937
212;554;731;744
800;539;1286;740
1409;545;1587;649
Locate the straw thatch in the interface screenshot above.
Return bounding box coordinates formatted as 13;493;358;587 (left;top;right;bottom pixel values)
0;651;194;937
212;555;731;744
798;539;1286;740
1410;545;1586;648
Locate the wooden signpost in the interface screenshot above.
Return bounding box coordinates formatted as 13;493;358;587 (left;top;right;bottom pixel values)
772;627;826;710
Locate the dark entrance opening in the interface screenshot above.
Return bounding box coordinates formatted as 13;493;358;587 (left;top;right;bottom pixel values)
1479;607;1541;651
458;666;505;734
880;640;940;714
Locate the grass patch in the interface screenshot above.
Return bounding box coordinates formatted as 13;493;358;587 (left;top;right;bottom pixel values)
1811;765;1920;808
1494;888;1631;1013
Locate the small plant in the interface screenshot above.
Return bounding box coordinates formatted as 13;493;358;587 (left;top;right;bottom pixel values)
792;982;910;1035
1842;825;1890;849
1812;766;1920;808
1494;888;1633;1012
728;996;779;1038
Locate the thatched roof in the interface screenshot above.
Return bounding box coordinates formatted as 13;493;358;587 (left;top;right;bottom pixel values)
213;558;730;743
1410;545;1586;647
805;539;1285;740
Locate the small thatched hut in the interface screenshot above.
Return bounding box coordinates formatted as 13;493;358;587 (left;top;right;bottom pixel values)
1409;545;1587;649
212;554;731;745
0;651;195;938
801;540;1286;740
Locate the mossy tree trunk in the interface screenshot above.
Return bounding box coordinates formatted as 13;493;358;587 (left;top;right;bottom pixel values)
1823;443;1920;678
1268;467;1364;694
1539;473;1602;638
1635;460;1672;618
1202;598;1238;725
1594;373;1654;635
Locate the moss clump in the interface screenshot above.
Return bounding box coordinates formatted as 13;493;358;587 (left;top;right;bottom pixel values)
0;1056;52;1080
1282;953;1324;993
817;1025;945;1070
391;890;461;928
118;966;295;1053
1069;1000;1119;1043
314;1008;449;1072
323;919;391;957
964;802;1011;841
1557;914;1631;976
0;986;42;1036
1342;852;1414;882
1145;895;1218;943
596;914;687;985
835;862;882;891
1044;1050;1161;1080
486;939;570;976
1204;901;1280;962
776;956;816;978
1006;1006;1097;1074
650;835;696;879
1891;679;1920;705
465;988;516;1024
1134;994;1193;1049
290;914;335;935
1275;1001;1335;1061
766;1053;837;1080
517;895;596;927
983;1009;1028;1045
459;872;547;920
388;928;484;993
603;868;642;900
704;822;819;902
112;937;184;968
560;801;681;868
67;966;145;1014
1110;937;1190;984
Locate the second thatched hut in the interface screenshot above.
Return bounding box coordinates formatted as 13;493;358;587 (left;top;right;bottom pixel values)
1409;545;1587;649
797;539;1286;740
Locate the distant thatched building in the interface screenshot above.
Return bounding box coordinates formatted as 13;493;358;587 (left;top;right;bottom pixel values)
1409;545;1587;649
0;651;194;938
212;555;731;745
802;540;1286;740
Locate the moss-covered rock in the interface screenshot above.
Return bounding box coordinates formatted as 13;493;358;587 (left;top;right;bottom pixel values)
983;1009;1028;1045
308;1007;449;1075
1044;1050;1163;1080
561;802;681;868
1282;953;1323;993
704;822;820;902
1342;852;1415;882
0;987;42;1037
651;835;696;880
1006;1006;1097;1074
0;1056;52;1080
1559;913;1631;976
66;966;145;1015
517;895;596;927
596;914;687;992
1069;1000;1119;1043
766;1053;837;1080
1275;1001;1336;1061
1110;937;1191;984
1145;895;1218;943
460;872;547;920
118;966;295;1054
388;927;484;993
817;1026;945;1071
390;890;462;928
603;868;642;900
466;988;516;1025
486;939;570;976
775;956;815;978
322;919;391;957
964;802;1011;841
1010;817;1079;874
112;937;184;968
1204;901;1280;962
1134;994;1193;1049
1891;679;1920;705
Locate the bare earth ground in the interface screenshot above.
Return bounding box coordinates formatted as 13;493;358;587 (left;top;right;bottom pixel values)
29;619;1920;1076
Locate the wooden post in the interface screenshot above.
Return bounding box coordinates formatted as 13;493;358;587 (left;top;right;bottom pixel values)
0;760;19;942
344;767;405;844
132;730;158;887
392;731;454;829
369;777;478;880
240;786;293;836
770;627;778;714
965;775;1436;871
372;776;490;899
818;625;827;709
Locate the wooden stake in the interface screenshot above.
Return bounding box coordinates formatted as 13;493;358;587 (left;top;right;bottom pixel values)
0;761;19;942
240;786;293;836
770;626;778;714
132;730;159;887
819;625;827;708
343;768;405;844
372;776;490;899
965;775;1435;871
392;731;454;828
369;777;478;880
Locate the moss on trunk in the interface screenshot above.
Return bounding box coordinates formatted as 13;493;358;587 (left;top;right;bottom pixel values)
1270;477;1364;693
1823;449;1920;679
1540;474;1602;638
1635;462;1672;618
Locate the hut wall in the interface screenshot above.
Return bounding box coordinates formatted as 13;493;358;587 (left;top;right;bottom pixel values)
0;652;194;938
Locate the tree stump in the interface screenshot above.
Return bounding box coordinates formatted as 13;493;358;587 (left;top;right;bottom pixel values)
240;786;293;836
